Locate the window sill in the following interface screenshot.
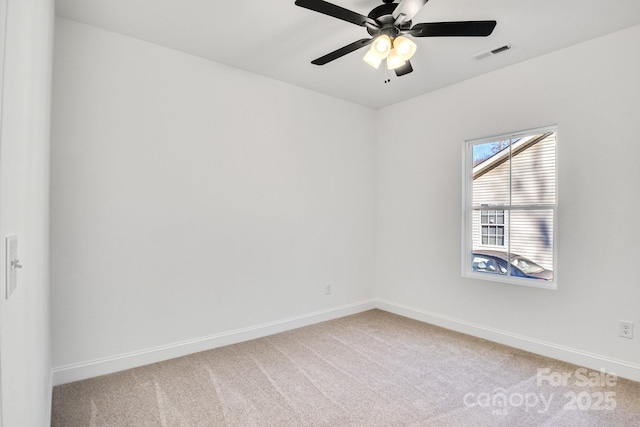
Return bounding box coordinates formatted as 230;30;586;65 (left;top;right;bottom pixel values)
463;271;557;290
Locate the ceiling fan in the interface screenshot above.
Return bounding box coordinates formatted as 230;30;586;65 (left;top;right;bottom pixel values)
294;0;497;77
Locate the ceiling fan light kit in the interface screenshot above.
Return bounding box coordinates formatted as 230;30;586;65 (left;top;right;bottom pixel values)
372;34;392;56
394;36;417;59
295;0;497;78
363;34;417;70
386;48;406;70
363;48;384;68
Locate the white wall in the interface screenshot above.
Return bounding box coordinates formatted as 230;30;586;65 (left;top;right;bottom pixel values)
51;16;640;387
50;19;376;381
376;25;640;379
0;0;54;425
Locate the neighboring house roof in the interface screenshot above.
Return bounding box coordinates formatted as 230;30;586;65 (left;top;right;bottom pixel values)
473;132;553;180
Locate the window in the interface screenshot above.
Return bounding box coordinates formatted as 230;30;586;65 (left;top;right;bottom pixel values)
463;126;557;288
480;209;505;246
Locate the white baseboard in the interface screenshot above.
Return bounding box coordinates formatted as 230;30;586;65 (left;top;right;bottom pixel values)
375;298;640;383
53;298;640;386
52;299;376;386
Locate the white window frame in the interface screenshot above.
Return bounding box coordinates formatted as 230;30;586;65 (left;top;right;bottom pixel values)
462;125;558;289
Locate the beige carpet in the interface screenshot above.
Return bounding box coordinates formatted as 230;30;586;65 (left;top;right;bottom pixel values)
52;309;640;426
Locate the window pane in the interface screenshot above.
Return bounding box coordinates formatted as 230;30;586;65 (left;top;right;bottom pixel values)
511;133;556;205
472;140;511;207
508;209;554;281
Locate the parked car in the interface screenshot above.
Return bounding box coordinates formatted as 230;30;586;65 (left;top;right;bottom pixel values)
471;250;553;281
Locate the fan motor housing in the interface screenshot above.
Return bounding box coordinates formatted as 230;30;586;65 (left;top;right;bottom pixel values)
366;3;411;37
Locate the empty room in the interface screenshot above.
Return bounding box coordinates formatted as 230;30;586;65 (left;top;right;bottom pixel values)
1;0;640;425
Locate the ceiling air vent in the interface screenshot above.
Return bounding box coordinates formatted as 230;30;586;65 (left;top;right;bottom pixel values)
472;44;512;61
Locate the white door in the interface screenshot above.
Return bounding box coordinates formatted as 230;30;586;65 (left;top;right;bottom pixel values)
0;0;7;423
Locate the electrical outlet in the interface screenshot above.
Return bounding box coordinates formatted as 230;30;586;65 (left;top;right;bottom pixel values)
619;320;634;339
325;283;332;295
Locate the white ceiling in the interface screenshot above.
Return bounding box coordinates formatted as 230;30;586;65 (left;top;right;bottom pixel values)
55;0;640;109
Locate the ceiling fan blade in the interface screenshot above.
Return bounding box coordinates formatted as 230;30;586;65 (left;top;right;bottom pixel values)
409;21;497;37
311;38;374;65
295;0;378;28
395;60;413;76
392;0;429;22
